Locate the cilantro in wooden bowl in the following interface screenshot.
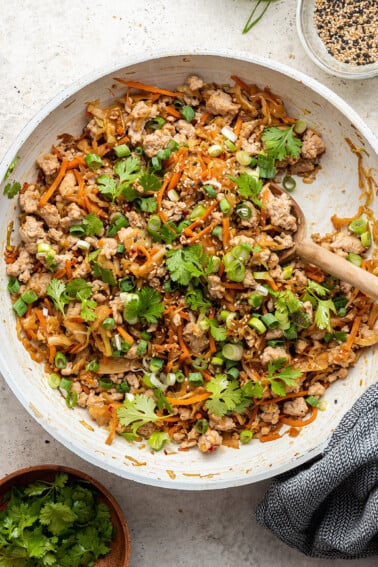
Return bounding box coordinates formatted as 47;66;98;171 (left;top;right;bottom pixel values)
0;465;130;567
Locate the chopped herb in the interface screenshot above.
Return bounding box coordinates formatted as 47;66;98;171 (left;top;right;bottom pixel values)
166;245;213;286
181;105;195;122
82;213;104;236
230;172;264;207
46;279;69;315
117;393;171;435
123;287;164;325
262;125;302;161
3;181;21;199
205;374;242;417
185;288;212;312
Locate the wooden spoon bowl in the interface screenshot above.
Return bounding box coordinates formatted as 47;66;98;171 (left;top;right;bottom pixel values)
269;182;378;299
0;465;131;567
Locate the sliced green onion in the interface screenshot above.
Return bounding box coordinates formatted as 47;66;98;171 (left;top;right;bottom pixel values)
195;419;209;434
70;225;86;237
248;293;264;309
173;99;184;109
283;324;298;340
107;213;129;237
212;226;223;240
117;244;125;254
348;217;367;235
220;310;232;322
248;317;266;334
134;145;144;155
291;311;310;329
102;317;115;330
261;313;280;329
86;359;99;372
114;144;131;158
221;125;237;143
150;156;161;171
294;119;307;134
85;153;103;169
99;378;113;389
167;189;179;201
240;430;253;444
157;148;171;161
54;352;67;369
7;277;20;294
12;298;27;317
360;231;372;247
236;203;252;219
211;356;224;366
211;256;221;272
282;176;296;191
146;117;165;130
306;395;320;407
147;215;162;232
236;150;252;166
116;381;130;393
77;239;91;250
66;390;78;408
188;372;204;386
167;139;180;152
149;357;165;372
119;277;136;292
222;343;243;361
224;139;236;152
20;290;38;304
219;198;231;214
226;260;245;282
181;105;195;122
208;144;223;157
282;265;293;280
231;243;252;261
189;204;207;220
59;378;72;391
192;357;208;370
148;431;169;451
347;253;362;267
136;340;148;356
48;374;61;389
203;184;217;197
175;371;186;383
227;366;240;379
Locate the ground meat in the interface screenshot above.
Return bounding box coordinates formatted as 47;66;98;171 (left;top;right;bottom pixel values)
175;119;195;140
266;190;297;232
125;211;146;228
129;100;158;120
260;346;290;367
241;133;262;155
329;232;364;256
283;396;308;417
6;249;34;283
19;216;46;253
109;296;123;325
37;153;60;179
58;171;77;196
260;403;280;424
205;90;240;117
186;75;204;91
38;203;61;228
301;129;326;160
183;322;209;353
24;272;52;296
162;199;186;221
198;429;222;453
86;118;103;140
142;124;175;157
98;238;117;260
308;382;326;397
19;185;40;213
209;415;235;431
207;274;224;299
290;159;316;175
324;367;348;382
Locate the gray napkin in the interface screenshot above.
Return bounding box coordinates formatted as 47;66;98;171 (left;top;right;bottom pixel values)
256;382;378;559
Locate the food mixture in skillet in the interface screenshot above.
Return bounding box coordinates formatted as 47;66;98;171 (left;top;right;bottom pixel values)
5;75;378;453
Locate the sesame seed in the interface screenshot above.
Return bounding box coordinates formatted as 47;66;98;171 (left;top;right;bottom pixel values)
314;0;378;66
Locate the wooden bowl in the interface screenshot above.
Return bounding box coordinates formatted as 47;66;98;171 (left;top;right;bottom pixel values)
0;465;131;567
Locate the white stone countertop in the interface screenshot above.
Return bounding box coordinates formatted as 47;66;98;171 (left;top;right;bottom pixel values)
1;1;377;566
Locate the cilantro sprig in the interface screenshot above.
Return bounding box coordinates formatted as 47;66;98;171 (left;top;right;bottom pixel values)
166;245;214;286
304;280;337;331
261;125;302;161
205;374;242;417
230;173;264;208
117;393;171;435
0;472;115;567
123;287;164;325
266;358;302;397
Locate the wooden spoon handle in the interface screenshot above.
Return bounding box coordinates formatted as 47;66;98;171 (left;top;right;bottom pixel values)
297;239;378;300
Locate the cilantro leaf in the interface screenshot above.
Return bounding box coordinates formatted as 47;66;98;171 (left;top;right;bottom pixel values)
114;156;141;184
97;174;118;202
205;374;242;417
262;125;302;161
307;279;329;298
46;279;69;315
230;173;263;207
139;197;157;213
266;359;302;396
166;245;212;286
82;213;104;236
39;502;77;535
139;172;162;192
117;393;168;434
3;181;21;199
123;287;164;325
207;319;227;342
65;278;91;298
185;288;212;312
315;299;336;331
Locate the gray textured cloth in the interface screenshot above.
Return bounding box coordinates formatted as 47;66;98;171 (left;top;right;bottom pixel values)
256;382;378;559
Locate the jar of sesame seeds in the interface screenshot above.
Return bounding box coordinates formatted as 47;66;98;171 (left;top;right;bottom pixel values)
296;0;378;79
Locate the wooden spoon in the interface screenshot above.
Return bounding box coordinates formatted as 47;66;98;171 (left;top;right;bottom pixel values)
269;183;378;299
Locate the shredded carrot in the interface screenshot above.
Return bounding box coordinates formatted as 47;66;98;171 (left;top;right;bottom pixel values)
208;331;217;355
48;344;56;366
116;326;135;344
39;160;68;207
183;200;219;235
178;323;192;362
222;282;245;290
105;403;122;445
114;78;178;98
199;369;212;382
53;267;66;279
199;111;210;125
157;176;170;222
343;316;362;352
166;392;211;406
231;75;250;92
167;170;182;191
65;259;73;280
165;105;182;119
255;390;309;406
259;432;282;443
187;221;218;244
368;303;378;328
35;309;47;332
280;406;318;427
222;216;230;248
305;265;325;283
234;116;243;136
